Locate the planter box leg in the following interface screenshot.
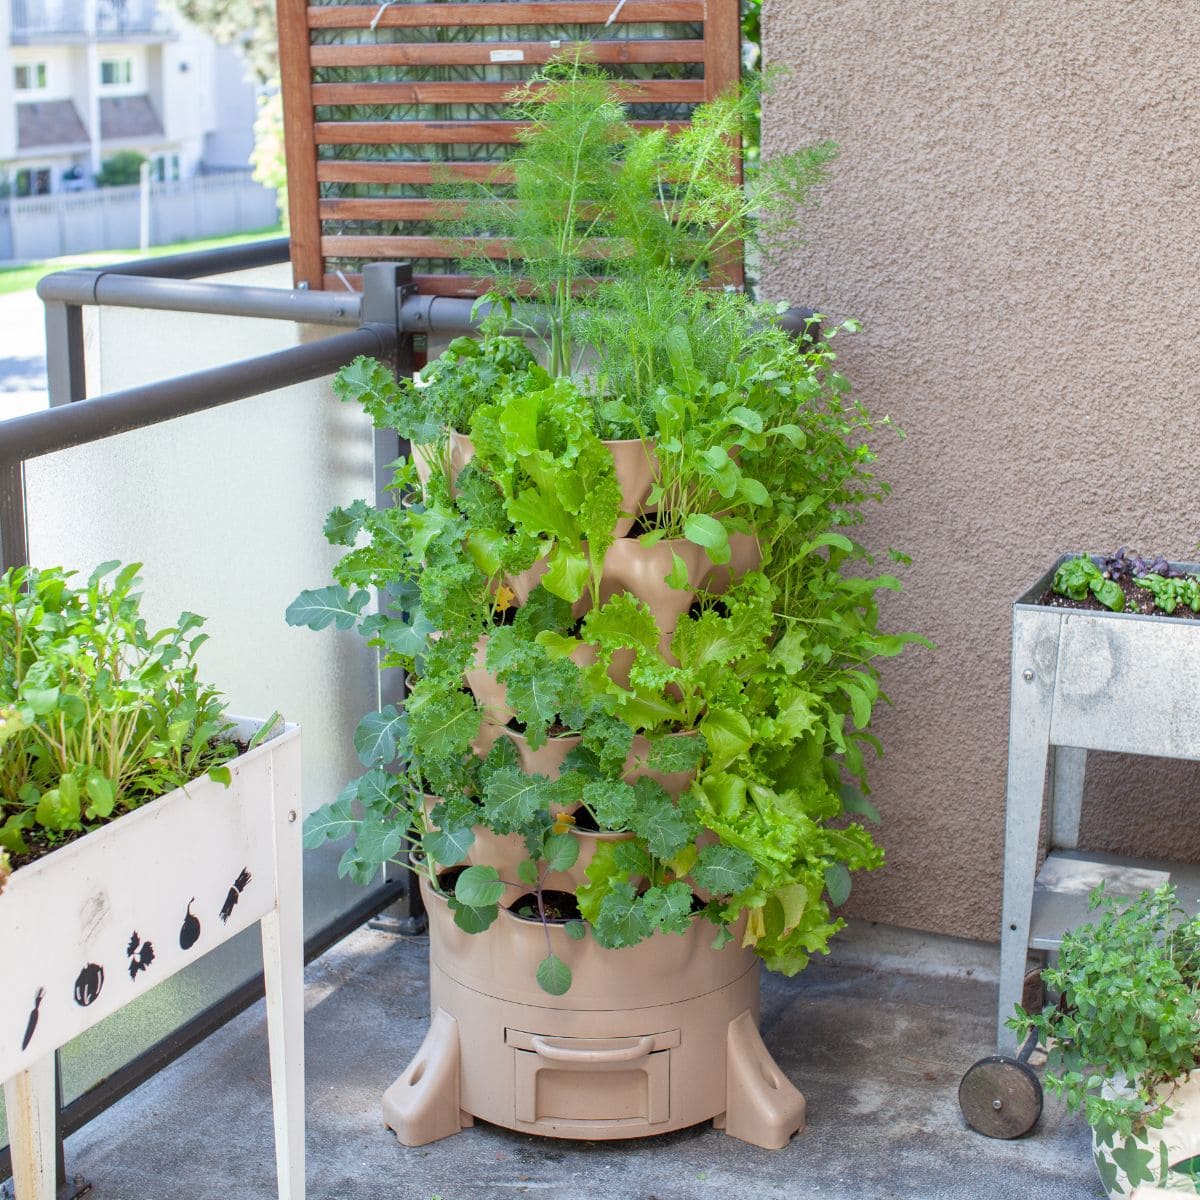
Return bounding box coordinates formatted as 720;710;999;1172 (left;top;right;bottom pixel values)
719;1010;806;1150
3;1053;56;1200
261;752;305;1200
382;1009;470;1146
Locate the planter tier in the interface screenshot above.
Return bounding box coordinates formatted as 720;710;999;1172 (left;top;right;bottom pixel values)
383;883;806;1148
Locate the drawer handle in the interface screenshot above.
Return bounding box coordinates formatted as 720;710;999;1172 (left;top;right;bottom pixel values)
529;1035;655;1064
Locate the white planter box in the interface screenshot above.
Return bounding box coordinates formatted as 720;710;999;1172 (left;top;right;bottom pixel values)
0;718;304;1200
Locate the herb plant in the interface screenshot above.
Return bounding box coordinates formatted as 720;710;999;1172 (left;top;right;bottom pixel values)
1010;885;1200;1195
1053;555;1126;612
0;562;237;865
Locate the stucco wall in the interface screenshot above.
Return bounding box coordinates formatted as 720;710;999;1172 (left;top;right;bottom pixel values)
762;1;1200;942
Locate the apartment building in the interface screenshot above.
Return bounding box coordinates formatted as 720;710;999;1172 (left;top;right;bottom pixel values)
0;0;258;196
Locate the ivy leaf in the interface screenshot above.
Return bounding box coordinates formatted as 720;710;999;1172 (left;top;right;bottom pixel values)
692;844;757;895
354;706;407;766
536;953;573;996
824;863;852;907
455;864;505;907
285;586;369;631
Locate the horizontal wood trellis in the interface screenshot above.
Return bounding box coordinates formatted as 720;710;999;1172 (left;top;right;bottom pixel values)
277;0;743;295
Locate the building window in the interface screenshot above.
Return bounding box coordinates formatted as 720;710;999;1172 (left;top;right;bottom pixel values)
152;153;181;182
15;168;52;197
99;59;133;87
13;63;48;91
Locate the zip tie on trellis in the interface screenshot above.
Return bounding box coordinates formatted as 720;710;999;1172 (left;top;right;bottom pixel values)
369;0;396;31
335;270;355;292
605;0;629;26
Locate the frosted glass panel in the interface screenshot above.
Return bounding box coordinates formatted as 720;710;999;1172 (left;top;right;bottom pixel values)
3;270;395;1138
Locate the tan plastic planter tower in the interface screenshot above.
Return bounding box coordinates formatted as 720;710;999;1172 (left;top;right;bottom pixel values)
383;883;807;1149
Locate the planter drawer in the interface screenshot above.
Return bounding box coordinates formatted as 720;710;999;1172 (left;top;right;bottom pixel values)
506;1028;680;1130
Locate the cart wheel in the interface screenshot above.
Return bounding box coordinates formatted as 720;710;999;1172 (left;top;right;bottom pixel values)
958;1055;1043;1139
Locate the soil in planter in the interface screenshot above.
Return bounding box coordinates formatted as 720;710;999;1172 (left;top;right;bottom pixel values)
510;890;581;923
571;806;602;833
4;736;250;872
435;865;469;894
1038;582;1200;620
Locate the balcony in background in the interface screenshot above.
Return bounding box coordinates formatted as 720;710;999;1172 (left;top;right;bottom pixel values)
10;0;173;41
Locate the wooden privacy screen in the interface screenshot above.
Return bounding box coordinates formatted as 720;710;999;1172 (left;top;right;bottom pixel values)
277;0;742;294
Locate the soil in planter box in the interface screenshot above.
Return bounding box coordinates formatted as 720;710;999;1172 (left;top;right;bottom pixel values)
1038;582;1200;620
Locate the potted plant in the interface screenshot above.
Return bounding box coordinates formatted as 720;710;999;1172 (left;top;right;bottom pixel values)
1011;885;1200;1197
290;57;920;1150
1;561;303;1200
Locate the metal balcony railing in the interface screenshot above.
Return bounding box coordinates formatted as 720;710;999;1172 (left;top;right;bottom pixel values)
10;0;172;38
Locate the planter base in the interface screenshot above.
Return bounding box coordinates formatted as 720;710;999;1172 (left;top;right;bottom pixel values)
383;894;806;1150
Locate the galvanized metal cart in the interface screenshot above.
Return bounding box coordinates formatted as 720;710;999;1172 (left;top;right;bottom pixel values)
959;556;1200;1139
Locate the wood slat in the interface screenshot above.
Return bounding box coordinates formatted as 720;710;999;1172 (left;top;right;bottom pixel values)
322;235;616;260
704;0;744;288
313;118;686;145
309;78;707;105
308;39;703;68
323;235;512;258
319;198;462;221
278;0;322;288
307;2;705;29
316;160;514;184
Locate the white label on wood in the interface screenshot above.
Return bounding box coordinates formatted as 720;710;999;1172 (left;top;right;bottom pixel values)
490;49;525;63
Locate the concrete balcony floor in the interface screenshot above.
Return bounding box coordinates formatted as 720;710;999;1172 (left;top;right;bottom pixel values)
61;922;1097;1200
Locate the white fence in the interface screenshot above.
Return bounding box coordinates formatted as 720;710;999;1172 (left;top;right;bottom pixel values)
0;174;281;262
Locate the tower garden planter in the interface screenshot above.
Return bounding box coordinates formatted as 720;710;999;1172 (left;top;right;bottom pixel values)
292;60;920;1154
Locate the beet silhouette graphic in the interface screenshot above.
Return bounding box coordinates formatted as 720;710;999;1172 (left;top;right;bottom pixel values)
179;899;201;950
21;988;45;1051
74;963;104;1007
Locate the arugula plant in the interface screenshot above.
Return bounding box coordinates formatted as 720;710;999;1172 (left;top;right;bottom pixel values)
0;562;236;863
1011;885;1200;1196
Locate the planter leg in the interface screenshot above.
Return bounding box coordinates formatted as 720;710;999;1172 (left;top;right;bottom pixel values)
719;1010;806;1150
261;755;306;1200
3;1053;56;1200
383;1008;471;1146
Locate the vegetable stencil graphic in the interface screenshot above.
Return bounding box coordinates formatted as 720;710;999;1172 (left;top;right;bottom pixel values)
219;867;252;923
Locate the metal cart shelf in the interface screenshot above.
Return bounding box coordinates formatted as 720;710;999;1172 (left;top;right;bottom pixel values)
997;556;1200;1056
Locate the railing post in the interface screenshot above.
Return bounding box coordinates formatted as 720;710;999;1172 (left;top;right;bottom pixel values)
43;301;86;406
361;262;426;935
0;460;29;573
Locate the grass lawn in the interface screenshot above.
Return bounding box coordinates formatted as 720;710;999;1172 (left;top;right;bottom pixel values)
0;225;285;296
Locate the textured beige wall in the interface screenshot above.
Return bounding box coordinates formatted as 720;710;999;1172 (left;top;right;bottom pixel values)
762;1;1200;942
